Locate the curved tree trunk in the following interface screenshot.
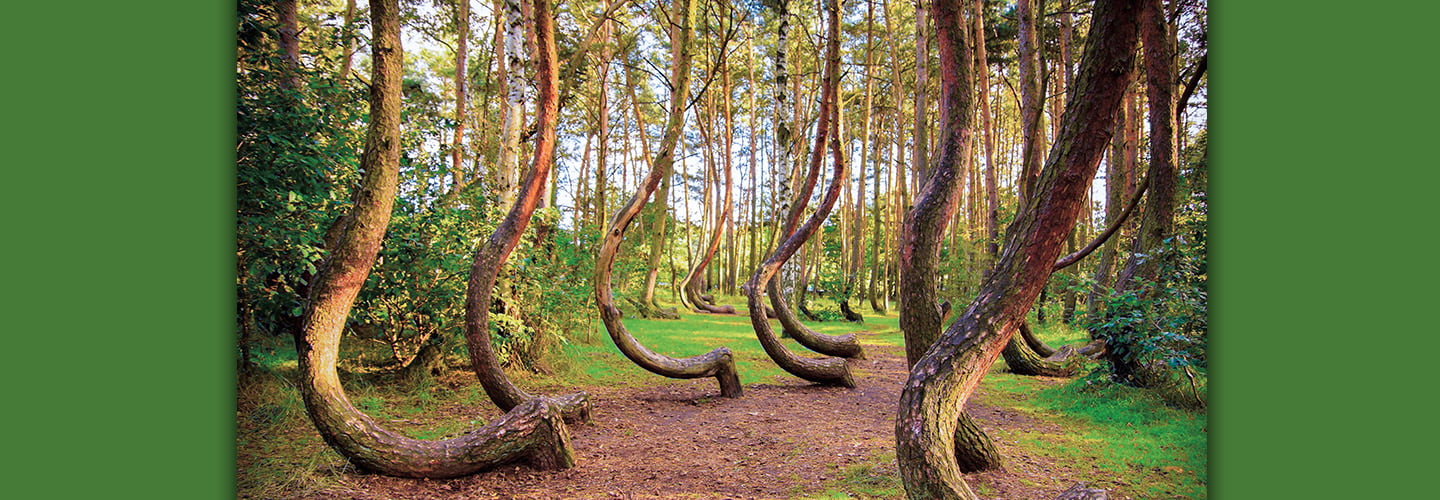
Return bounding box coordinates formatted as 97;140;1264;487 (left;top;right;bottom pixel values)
594;0;742;398
681;108;736;314
754;0;864;360
1001;323;1081;377
895;0;1140;497
742;0;855;388
462;3;590;423
293;0;575;477
895;0;1000;476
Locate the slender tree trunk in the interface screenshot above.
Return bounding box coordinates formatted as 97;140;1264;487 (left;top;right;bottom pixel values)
450;0;470;194
683;101;735;314
339;0;357;80
913;0;931;186
594;0;742;398
277;0;302;90
758;0;864;359
496;0;530;207
1105;0;1180;386
895;0;1141;496
629;65;670;308
294;0;575;477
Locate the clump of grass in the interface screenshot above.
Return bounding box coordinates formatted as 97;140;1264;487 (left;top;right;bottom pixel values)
812;451;902;499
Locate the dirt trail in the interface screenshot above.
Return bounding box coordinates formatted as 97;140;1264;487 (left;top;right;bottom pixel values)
304;343;1097;499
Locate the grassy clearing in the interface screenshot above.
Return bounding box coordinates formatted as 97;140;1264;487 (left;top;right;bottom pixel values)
238;297;1204;499
979;322;1208;499
528;293;896;389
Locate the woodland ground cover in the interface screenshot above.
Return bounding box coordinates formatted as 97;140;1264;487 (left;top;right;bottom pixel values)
237;295;1205;499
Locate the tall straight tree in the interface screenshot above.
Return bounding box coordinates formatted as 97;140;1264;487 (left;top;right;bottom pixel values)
1016;0;1044;203
1106;0;1181;386
895;0;1141;496
291;0;576;477
594;0;742;398
496;0;531;206
449;0;471;194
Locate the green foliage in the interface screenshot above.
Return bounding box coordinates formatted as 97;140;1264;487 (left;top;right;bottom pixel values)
236;0;366;352
1087;133;1208;383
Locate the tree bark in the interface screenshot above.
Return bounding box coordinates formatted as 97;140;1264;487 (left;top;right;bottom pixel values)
742;0;857;387
895;0;1140;497
593;0;742;398
1104;0;1180;387
895;0;1001;476
1001;323;1082;377
1017;0;1044;204
293;0;575;477
449;0;470;194
463;0;590;423
682;90;736;314
496;0;531;207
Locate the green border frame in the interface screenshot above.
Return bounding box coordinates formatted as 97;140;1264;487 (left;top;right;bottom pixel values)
7;0;1432;498
4;1;232;498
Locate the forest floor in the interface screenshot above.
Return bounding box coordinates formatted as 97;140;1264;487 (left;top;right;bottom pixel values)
237;301;1206;499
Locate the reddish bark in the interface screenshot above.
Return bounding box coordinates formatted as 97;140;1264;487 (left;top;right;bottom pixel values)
895;0;1141;496
593;0;742;398
463;0;590;422
293;0;575;477
742;0;856;387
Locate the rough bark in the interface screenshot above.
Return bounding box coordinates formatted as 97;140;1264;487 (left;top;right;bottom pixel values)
895;0;1140;497
1002;323;1082;377
1017;0;1044;204
741;0;856;388
593;0;742;399
496;0;530;207
293;0;575;477
449;0;470;193
277;0;302;90
1085;85;1139;312
1115;0;1179;293
1105;0;1180;387
463;1;590;423
756;0;864;359
896;0;1000;476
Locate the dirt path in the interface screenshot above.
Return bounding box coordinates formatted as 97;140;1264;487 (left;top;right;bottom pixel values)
308;344;1095;499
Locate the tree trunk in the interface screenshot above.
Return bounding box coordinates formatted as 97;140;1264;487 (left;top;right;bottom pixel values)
593;0;742;398
293;0;575;477
895;0;1001;476
755;0;865;359
449;0;470;194
276;0;302;90
682;89;735;314
895;0;1140;497
1017;0;1044;204
1001;323;1082;377
1104;0;1180;387
462;1;590;422
496;0;530;207
1086;84;1138;312
742;0;856;388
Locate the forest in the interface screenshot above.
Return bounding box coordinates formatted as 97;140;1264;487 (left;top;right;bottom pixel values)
236;0;1207;497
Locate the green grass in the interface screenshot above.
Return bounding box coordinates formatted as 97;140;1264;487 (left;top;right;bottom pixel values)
977;321;1208;499
810;451;903;499
239;298;1204;499
534;293;894;389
